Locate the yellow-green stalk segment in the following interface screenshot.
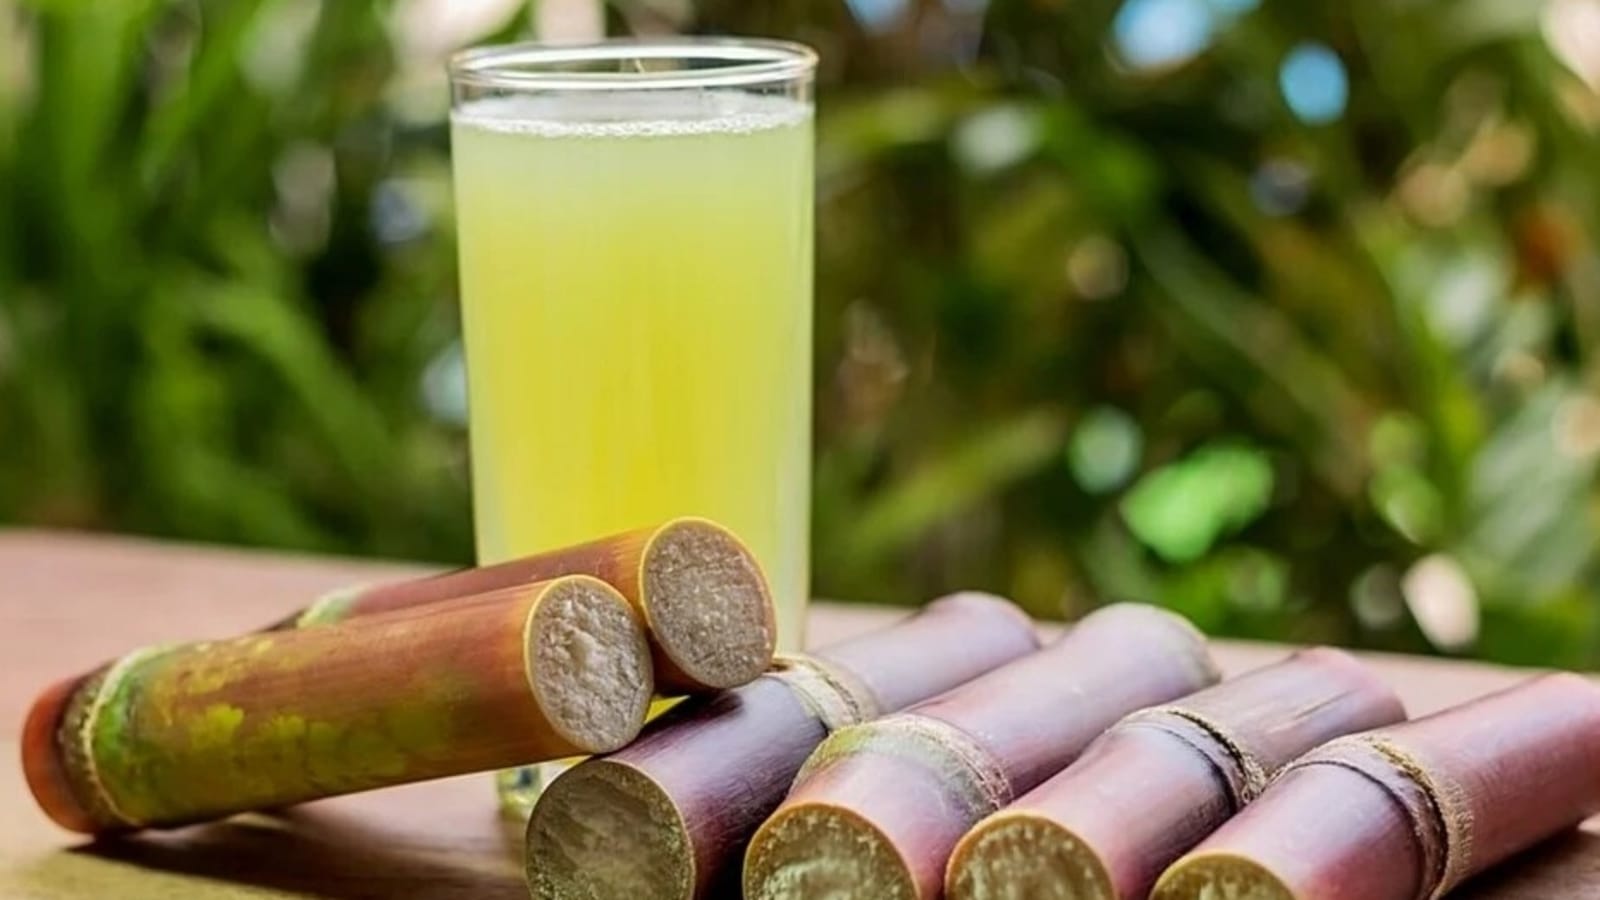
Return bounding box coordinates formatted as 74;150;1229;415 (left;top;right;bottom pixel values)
525;593;1042;900
286;518;775;694
945;647;1404;900
743;603;1221;900
1152;673;1600;900
23;576;653;833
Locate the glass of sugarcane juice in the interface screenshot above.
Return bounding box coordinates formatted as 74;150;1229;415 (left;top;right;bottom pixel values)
448;39;815;809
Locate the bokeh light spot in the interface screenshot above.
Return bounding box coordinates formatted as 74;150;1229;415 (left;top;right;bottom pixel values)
1279;42;1348;125
953;106;1039;173
1121;442;1274;563
1543;0;1600;90
1066;235;1129;300
422;341;469;427
1402;554;1480;651
1068;406;1144;494
1248;158;1312;216
1555;394;1600;459
1397;161;1470;227
1350;565;1406;630
1112;0;1215;71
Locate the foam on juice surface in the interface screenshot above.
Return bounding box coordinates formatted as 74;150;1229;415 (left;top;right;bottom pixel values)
452;91;811;139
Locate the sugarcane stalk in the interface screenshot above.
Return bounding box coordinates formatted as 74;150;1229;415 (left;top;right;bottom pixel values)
1151;673;1600;900
280;518;774;694
524;592;1041;900
23;576;654;833
743;603;1220;900
945;647;1405;900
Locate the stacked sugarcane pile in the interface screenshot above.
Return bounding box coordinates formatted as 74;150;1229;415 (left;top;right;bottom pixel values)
20;520;1600;899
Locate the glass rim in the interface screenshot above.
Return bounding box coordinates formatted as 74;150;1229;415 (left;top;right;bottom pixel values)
449;38;818;92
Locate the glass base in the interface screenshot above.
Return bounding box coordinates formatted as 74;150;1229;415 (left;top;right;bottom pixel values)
495;761;575;821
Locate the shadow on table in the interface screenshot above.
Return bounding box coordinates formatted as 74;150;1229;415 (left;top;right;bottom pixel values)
65;805;529;900
1455;828;1600;899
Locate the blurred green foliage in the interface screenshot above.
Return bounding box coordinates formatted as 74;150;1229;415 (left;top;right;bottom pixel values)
4;0;1600;665
0;0;475;558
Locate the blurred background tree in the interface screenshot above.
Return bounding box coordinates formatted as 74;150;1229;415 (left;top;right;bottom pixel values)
3;0;1599;666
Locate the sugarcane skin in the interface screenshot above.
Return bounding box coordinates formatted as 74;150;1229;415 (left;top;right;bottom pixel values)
89;638;465;826
287;527;655;630
294;518;775;694
294;586;362;628
24;574;652;833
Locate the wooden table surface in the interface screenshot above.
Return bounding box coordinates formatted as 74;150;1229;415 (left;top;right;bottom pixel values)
1;529;1596;899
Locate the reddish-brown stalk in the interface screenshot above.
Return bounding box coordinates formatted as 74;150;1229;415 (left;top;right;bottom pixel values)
277;518;773;694
1152;673;1600;900
743;603;1221;900
524;592;1041;900
945;647;1405;900
23;577;653;833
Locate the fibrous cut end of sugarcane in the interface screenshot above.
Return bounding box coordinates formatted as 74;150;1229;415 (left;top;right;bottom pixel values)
22;673;110;833
1152;852;1295;900
527;759;693;900
946;811;1115;900
643;518;776;690
745;802;918;900
528;576;655;753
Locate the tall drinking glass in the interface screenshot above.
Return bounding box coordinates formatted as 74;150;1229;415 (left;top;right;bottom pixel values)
448;40;815;808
